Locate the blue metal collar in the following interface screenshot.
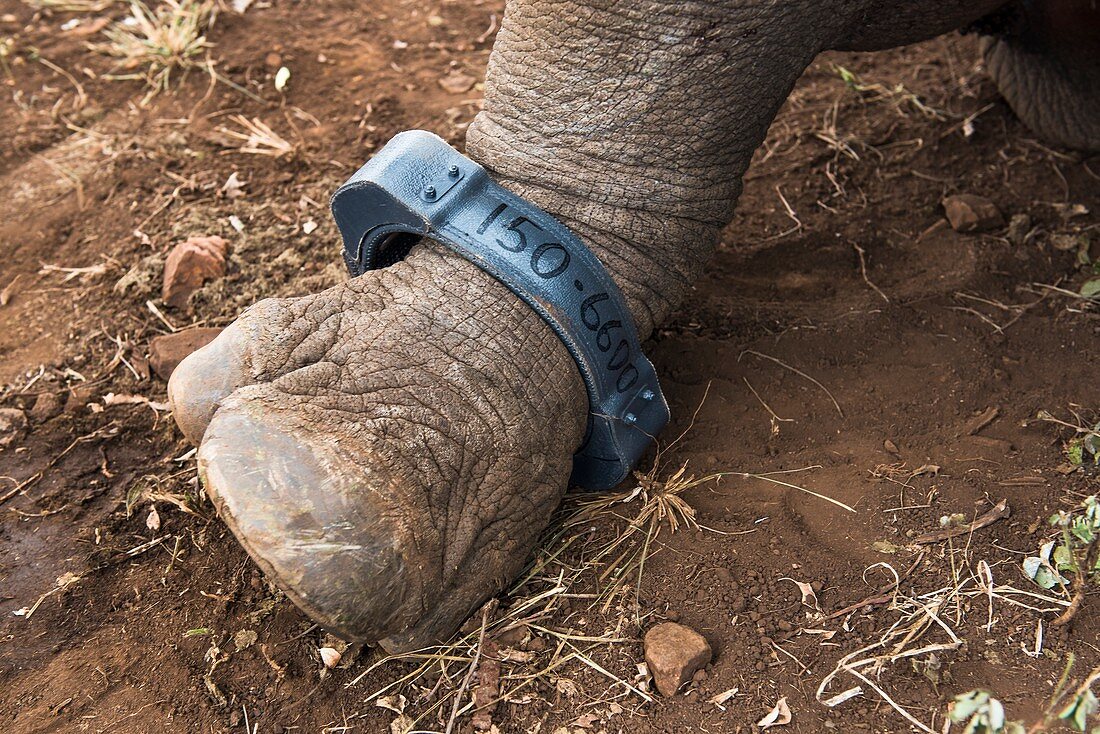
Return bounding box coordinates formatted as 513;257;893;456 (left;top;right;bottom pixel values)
330;130;669;490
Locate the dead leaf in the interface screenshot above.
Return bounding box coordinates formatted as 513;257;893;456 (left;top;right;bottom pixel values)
779;577;819;609
909;464;940;478
758;696;792;728
0;275;21;307
389;713;414;734
499;647;535;663
554;677;580;697
570;712;600;729
964;406;999;435
233;629;257;651
438;71;476;94
872;540;901;554
221;172;246;198
376;694;406;714
708;686;739;709
912;499;1010;544
146;505;161;531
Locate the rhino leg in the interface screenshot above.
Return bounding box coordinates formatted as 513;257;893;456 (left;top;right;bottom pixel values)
170;0;1012;649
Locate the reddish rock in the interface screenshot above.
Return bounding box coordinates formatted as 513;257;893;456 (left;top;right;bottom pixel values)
148;328;223;380
942;194;1004;233
162;236;229;308
643;622;713;697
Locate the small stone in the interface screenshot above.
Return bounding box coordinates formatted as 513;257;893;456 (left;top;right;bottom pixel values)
942;194;1004;233
692;668;708;683
777;620;794;632
643;622;713;697
438;71;476;94
148;328;224;381
1050;233;1084;252
665;609;681;622
0;408;27;448
63;384;98;415
162;235;229;309
28;392;62;423
495;625;527;648
1006;213;1031;246
714;567;733;583
264;51;282;69
524;636;548;653
319;646;341;668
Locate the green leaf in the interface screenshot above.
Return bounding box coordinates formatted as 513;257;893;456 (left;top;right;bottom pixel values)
1081;278;1100;299
1060;689;1100;731
1034;566;1061;589
950;690;988;721
1072;522;1095;544
1040;540;1056;562
988;698;1006;729
1055;543;1078;572
1023;556;1043;579
835;65;859;88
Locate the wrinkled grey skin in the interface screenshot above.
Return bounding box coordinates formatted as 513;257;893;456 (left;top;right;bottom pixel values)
169;0;1100;651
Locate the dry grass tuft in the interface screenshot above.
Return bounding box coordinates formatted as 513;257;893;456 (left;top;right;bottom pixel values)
90;0;215;102
216;114;297;158
818;551;1070;731
348;454;732;730
834;64;946;120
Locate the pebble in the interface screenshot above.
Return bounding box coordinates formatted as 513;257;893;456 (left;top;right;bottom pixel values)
1006;213;1031;245
0;408;27;448
643;622;713;697
162;235;229;309
942;194;1004;233
28;392;62;423
524;636;548;653
148;328;224;380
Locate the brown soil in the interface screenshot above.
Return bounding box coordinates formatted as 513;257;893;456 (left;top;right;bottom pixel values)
1;2;1098;733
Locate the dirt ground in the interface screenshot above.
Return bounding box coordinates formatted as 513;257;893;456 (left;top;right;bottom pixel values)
1;2;1099;733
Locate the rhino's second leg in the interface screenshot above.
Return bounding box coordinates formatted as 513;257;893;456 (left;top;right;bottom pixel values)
168;0;1005;650
978;0;1100;152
